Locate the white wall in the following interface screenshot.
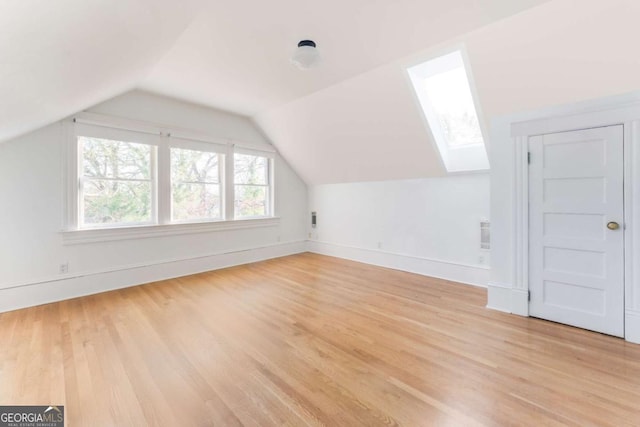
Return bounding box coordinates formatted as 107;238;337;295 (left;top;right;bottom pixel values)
467;0;640;120
481;0;640;310
0;90;307;311
487;94;640;344
308;175;490;286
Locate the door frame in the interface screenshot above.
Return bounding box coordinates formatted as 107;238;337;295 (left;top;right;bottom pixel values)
505;96;640;343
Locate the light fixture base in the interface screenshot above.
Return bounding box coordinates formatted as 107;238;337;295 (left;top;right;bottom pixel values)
298;40;316;48
291;39;319;70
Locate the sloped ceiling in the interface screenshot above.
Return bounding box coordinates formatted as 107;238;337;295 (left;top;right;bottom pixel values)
256;60;446;183
0;0;205;142
1;1;551;146
6;0;640;185
139;0;552;116
466;0;640;119
257;0;640;184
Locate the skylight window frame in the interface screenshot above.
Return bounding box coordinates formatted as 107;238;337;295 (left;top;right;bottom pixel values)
405;46;490;174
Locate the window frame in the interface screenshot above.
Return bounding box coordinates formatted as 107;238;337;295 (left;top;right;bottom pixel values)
406;46;490;174
63;112;278;243
76;125;159;229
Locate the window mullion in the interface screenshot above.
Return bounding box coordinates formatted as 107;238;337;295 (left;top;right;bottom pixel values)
77;166;84;229
68;122;80;229
225;145;235;220
268;157;274;217
157;134;171;225
82;176;153;183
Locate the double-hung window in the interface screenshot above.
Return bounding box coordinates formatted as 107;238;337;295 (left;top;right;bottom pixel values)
76;124;157;228
170;140;224;222
68;116;276;236
234;150;273;219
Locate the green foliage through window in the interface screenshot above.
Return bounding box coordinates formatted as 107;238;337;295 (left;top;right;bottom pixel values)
80;137;152;225
171;148;221;221
234;154;269;218
77;129;274;228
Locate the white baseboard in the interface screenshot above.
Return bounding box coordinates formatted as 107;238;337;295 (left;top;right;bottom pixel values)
487;282;512;313
511;289;529;316
626;309;640;344
489;286;640;344
0;240;307;313
486;283;528;316
308;240;489;287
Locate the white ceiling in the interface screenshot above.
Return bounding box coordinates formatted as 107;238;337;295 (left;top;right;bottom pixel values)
0;0;206;142
140;0;552;116
256;0;640;184
256;60;446;183
7;0;639;186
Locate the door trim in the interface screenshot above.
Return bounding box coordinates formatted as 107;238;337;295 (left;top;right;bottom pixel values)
505;98;640;343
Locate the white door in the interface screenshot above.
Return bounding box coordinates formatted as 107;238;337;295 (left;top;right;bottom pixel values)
528;125;624;337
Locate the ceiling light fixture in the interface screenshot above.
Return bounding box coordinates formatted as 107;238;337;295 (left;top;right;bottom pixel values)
291;40;319;70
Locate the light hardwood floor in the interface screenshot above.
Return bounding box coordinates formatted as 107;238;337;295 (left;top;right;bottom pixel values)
1;253;639;426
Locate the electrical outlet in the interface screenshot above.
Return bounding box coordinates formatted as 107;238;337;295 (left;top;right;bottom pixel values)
478;255;485;264
308;232;312;239
377;241;383;249
59;263;69;274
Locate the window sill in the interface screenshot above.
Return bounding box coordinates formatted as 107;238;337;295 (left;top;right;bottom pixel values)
60;217;280;245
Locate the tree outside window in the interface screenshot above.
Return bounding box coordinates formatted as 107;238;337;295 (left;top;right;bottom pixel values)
80;136;152;226
234;153;270;218
171;148;222;221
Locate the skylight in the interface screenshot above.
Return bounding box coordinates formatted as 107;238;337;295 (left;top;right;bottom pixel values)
407;50;489;172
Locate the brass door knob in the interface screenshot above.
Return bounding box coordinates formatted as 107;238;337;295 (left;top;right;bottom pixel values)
607;221;620;230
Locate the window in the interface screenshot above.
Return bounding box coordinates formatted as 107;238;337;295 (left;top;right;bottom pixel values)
78;132;156;228
407;49;489;172
234;152;272;218
68;116;277;235
171;148;222;221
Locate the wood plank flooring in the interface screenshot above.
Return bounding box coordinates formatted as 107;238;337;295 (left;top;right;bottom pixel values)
1;252;639;426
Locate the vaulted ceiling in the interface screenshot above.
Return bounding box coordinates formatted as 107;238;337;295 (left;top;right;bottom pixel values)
257;0;640;184
0;0;205;142
3;0;640;185
139;0;552;116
